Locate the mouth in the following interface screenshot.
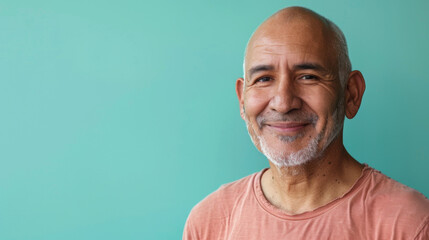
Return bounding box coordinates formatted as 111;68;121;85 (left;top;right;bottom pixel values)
264;122;310;134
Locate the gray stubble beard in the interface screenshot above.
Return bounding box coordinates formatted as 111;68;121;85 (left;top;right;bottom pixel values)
244;96;345;168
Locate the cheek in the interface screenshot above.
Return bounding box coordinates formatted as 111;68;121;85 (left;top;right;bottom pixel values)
244;89;271;117
300;88;338;125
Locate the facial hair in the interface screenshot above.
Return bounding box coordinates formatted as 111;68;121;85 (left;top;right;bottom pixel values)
245;97;345;168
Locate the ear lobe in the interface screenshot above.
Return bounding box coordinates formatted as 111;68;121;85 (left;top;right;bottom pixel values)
345;70;366;119
236;78;245;120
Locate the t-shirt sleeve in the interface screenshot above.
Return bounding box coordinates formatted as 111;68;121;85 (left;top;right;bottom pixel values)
182;173;256;239
414;216;429;240
182;217;197;240
182;192;228;240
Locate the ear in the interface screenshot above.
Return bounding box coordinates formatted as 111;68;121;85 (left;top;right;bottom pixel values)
345;70;366;119
236;78;245;120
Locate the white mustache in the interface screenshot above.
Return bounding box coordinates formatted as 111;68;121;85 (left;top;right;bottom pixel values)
256;111;319;128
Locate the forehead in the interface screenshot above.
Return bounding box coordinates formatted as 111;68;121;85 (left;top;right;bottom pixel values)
245;19;336;72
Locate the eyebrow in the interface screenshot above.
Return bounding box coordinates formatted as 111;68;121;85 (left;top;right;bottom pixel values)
247;62;328;79
247;64;274;79
293;63;328;72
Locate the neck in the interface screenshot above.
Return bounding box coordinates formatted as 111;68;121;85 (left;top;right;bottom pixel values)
260;136;363;215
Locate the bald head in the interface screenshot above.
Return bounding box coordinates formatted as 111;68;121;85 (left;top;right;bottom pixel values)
236;7;366;169
244;7;351;87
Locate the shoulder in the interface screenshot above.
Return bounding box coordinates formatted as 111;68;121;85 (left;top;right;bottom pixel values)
362;168;429;238
188;171;257;220
183;171;260;240
364;169;429;211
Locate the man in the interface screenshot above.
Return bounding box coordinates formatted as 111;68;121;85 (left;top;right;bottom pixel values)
184;7;429;239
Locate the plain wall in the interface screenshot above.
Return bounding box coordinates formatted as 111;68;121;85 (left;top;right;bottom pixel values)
0;0;428;239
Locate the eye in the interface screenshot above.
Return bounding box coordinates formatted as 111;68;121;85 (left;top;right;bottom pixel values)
255;76;272;83
299;75;318;80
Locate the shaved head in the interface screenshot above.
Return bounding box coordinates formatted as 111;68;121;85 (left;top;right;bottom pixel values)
243;7;351;87
237;7;355;168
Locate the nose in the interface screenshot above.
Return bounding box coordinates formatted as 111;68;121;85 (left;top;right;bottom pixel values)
268;78;302;113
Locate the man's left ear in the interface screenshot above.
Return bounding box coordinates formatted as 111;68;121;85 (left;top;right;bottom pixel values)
344;70;366;119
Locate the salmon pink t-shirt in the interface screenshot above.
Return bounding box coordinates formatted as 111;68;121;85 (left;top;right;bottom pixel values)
183;166;429;239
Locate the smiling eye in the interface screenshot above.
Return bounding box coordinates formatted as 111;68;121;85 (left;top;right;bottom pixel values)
300;75;318;80
256;76;272;83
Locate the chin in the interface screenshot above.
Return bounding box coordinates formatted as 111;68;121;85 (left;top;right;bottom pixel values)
259;133;323;168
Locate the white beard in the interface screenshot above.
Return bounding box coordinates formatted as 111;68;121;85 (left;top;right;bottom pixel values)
244;96;344;168
258;130;323;168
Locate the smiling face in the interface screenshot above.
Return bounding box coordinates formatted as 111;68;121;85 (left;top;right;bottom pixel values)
236;11;347;167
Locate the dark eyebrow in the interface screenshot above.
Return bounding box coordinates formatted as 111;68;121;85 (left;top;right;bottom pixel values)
247;63;328;79
293;63;327;72
247;64;274;79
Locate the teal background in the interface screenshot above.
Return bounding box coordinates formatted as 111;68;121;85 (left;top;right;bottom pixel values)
0;0;428;239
